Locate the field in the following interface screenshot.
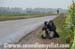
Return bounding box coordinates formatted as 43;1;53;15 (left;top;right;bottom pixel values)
0;13;56;21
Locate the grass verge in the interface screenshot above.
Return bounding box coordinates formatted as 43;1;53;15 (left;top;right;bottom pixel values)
54;14;68;43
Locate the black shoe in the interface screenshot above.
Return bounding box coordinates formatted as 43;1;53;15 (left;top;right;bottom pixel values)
53;34;59;38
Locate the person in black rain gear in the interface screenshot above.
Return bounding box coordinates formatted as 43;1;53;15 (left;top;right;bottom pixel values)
47;20;59;38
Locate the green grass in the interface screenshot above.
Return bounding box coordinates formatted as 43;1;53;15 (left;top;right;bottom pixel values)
54;14;68;43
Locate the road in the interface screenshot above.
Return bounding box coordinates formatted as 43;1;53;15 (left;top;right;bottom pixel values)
0;16;56;45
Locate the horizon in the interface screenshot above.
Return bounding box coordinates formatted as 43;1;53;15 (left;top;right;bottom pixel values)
0;7;68;10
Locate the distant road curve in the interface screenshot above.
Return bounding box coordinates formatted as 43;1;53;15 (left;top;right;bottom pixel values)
0;16;56;45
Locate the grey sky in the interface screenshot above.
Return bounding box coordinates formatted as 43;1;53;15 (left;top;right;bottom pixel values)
0;0;73;9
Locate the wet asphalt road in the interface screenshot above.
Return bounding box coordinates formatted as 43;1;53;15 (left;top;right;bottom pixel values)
0;16;56;45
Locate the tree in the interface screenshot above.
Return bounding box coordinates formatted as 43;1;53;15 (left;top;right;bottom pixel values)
63;0;75;49
70;1;75;49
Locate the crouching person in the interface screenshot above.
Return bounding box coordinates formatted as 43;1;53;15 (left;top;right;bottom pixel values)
41;21;50;39
48;20;59;38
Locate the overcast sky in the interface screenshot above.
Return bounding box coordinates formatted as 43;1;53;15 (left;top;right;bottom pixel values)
0;0;73;9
